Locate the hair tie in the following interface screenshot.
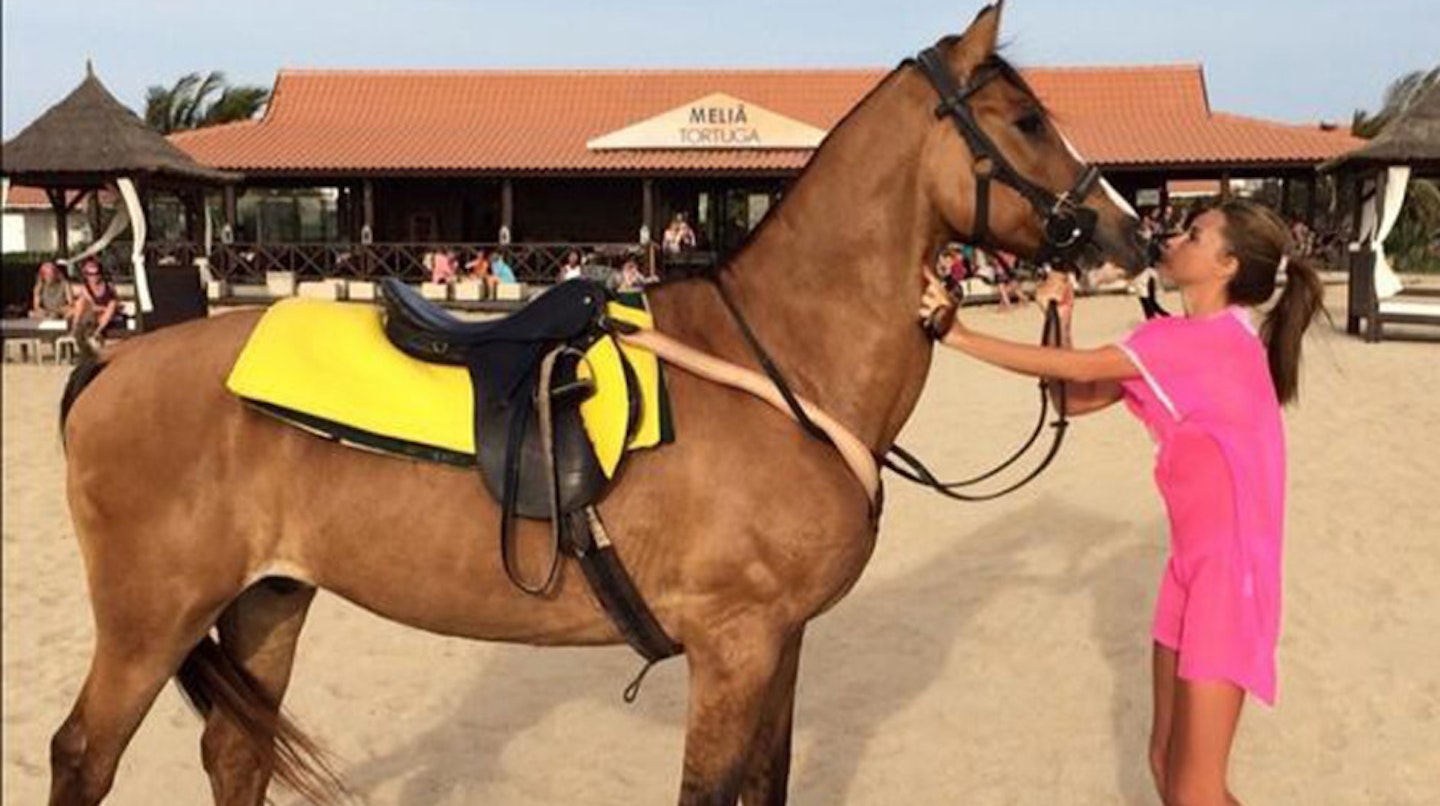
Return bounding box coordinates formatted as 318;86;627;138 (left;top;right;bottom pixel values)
1277;254;1289;275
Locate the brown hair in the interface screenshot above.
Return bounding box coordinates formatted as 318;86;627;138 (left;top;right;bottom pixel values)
1214;199;1328;405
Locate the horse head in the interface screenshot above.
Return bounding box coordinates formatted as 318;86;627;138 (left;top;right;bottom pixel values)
916;2;1146;273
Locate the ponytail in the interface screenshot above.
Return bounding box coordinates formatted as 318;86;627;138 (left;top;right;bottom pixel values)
1260;255;1326;405
1216;199;1330;406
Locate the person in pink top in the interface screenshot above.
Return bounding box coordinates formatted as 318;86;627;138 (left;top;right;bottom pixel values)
919;200;1326;806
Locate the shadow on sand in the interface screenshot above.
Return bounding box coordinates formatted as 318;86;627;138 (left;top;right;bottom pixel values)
335;498;1168;804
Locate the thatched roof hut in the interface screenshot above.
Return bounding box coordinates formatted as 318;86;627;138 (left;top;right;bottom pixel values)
1;64;239;188
1323;81;1440;176
1;65;236;326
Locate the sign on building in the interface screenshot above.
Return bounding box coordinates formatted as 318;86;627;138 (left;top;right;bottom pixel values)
587;93;827;150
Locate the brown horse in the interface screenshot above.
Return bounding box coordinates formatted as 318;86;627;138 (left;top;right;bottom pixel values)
51;6;1143;805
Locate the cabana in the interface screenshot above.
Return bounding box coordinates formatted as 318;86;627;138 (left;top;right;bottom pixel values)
1;63;240;331
1323;81;1440;342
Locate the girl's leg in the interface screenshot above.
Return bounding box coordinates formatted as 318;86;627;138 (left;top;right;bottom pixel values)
1165;676;1246;806
1150;642;1178;799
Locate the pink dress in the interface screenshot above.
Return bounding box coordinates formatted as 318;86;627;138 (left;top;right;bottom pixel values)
1117;307;1286;705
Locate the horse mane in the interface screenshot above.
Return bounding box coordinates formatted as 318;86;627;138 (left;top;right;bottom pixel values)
650;43;1050;286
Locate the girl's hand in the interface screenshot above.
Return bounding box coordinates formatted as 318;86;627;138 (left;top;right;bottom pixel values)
919;265;961;340
1034;271;1074;322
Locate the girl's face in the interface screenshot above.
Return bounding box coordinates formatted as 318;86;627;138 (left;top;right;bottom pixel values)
1159;209;1238;288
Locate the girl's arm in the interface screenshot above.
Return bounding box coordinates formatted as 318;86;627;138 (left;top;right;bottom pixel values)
1043;305;1124;417
941;326;1137;385
921;266;1135;415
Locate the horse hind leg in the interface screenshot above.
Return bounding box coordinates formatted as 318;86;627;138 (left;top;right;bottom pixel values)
191;578;342;806
49;593;228;805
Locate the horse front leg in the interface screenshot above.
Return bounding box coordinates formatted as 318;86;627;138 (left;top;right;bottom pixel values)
677;620;796;806
738;628;803;805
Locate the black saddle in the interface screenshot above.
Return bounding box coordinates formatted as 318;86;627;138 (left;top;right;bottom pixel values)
380;278;632;587
382;278;609;363
378;278;679;662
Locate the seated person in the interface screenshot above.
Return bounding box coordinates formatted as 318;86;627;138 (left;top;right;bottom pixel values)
662;213;697;254
617;257;650;292
429;250;458;284
72;261;121;352
490;251;517;285
559;250;584;282
31;261;74;320
464;250;497;296
987;250;1028;311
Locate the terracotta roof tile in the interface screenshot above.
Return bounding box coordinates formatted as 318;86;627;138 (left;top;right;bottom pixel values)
171;66;1363;174
4;185;52;208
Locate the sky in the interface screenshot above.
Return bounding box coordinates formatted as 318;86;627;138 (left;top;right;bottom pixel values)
3;0;1435;139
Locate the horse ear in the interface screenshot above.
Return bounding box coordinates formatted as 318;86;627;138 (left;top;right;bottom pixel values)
953;3;1003;72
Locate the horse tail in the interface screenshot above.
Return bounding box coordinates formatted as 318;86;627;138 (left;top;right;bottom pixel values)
175;636;345;805
58;356;107;449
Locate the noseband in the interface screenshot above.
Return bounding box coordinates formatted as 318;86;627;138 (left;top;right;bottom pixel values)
909;47;1102;265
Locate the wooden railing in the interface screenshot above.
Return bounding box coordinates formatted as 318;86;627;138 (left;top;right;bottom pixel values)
132;241;657;285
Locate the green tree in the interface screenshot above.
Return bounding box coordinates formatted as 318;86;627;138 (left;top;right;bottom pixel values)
143;71;269;134
1350;67;1439;138
1387;179;1440;272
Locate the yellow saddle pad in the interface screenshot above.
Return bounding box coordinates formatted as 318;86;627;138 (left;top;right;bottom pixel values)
226;297;668;475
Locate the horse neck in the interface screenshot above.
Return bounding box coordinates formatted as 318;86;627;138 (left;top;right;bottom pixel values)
715;71;949;451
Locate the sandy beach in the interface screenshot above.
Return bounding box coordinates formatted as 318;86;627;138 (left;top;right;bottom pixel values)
4;288;1438;805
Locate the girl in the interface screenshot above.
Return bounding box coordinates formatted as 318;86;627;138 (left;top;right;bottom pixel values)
919;200;1325;806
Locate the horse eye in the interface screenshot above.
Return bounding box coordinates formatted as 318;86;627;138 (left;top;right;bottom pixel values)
1015;112;1045;135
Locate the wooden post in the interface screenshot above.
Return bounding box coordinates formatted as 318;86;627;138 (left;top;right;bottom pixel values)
1347;171;1370;336
223;185;238;235
1305;175;1319;229
642;178;655;241
1279;176;1293;217
87;190;103;243
500;178;514;236
46;188;70;260
185;191;204;244
361;179;375;241
1219;172;1232;200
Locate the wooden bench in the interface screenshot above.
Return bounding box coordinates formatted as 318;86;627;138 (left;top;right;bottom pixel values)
1346;249;1440;342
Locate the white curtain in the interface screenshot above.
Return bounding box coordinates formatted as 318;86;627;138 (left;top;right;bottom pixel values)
1360;166;1411;299
59;202;129;267
117;178;153;313
198;204;216;285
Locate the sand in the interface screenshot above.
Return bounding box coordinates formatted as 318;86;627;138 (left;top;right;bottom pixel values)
4;288;1438;805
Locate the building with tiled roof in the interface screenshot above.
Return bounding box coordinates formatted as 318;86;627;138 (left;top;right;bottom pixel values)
174;65;1355;175
158;64;1361;276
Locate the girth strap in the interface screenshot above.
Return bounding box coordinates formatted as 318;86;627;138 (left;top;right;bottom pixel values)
566;507;682;665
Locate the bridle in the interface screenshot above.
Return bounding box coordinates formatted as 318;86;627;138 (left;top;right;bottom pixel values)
910;46;1103;266
877;46;1103;500
710;45;1114;504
